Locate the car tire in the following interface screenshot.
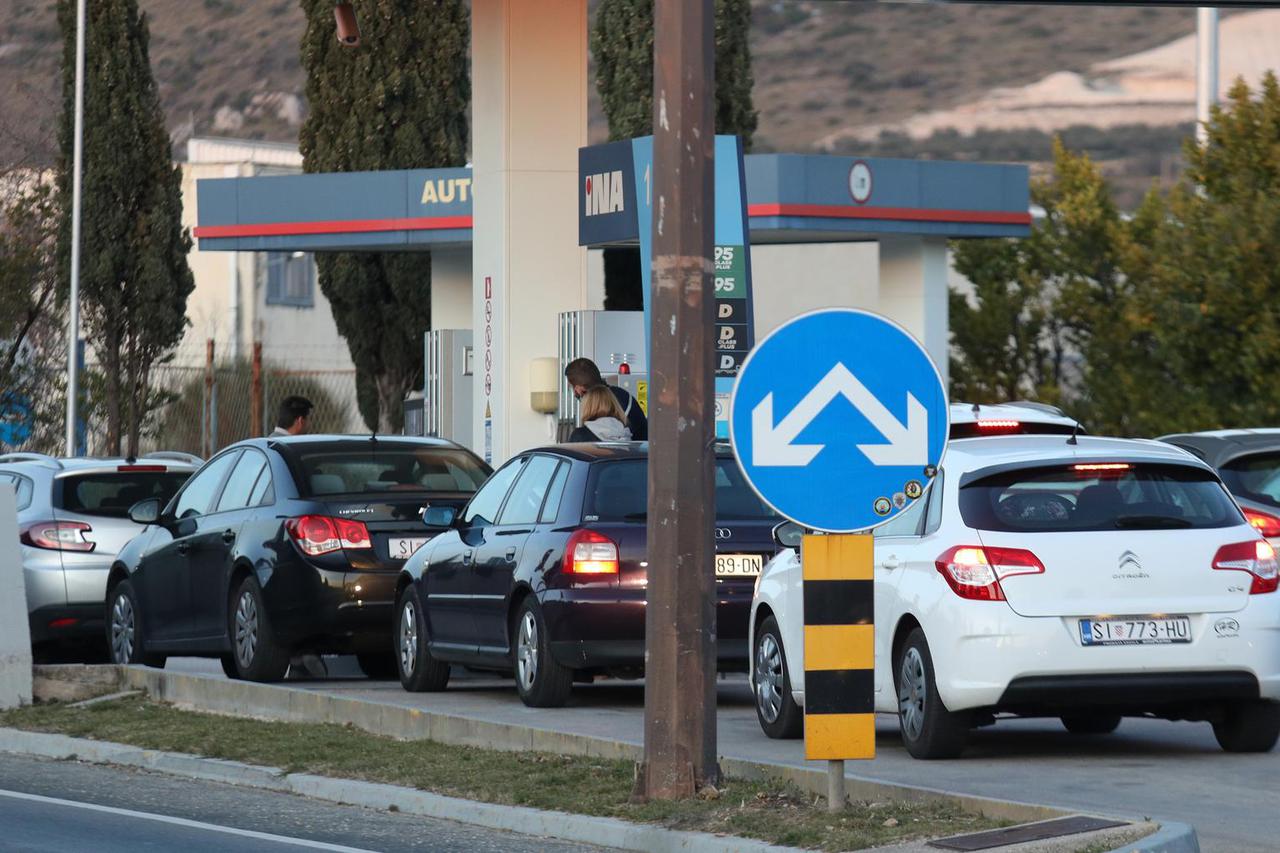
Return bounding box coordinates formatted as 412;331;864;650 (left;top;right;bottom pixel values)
895;628;970;760
229;576;289;683
1213;701;1280;753
1061;714;1122;735
512;597;573;708
105;580;166;668
220;653;240;680
753;615;803;739
356;651;399;680
397;584;450;692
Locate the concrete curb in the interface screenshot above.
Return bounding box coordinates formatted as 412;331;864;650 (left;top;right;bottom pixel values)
1108;821;1199;853
0;727;794;853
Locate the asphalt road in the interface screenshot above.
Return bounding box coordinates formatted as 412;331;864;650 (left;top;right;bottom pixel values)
163;656;1277;853
0;753;608;853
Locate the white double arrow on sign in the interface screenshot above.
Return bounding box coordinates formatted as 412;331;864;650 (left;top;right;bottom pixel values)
752;362;928;467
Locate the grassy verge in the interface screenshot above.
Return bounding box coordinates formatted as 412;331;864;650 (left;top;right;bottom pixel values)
0;696;1007;851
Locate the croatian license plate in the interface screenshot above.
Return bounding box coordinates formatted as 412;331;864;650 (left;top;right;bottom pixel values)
716;554;763;577
390;537;429;560
1079;616;1191;646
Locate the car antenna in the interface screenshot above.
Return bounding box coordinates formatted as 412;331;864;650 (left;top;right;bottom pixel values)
1067;420;1081;446
971;402;980;416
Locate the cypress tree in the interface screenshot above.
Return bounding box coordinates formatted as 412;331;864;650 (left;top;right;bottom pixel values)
592;0;757;310
56;0;195;456
299;0;469;433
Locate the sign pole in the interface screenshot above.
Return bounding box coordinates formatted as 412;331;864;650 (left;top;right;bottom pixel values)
638;0;717;800
827;760;845;813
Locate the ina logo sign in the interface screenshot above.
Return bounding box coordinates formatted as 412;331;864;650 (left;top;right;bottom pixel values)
584;170;625;217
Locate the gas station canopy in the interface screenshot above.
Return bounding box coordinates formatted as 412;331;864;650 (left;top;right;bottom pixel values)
193;154;1029;253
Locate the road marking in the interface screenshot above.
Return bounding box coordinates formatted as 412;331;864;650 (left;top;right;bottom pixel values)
0;788;381;852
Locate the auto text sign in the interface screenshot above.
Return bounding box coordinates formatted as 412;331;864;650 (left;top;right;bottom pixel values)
730;309;948;533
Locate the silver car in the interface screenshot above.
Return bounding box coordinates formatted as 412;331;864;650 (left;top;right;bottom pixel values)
0;452;200;658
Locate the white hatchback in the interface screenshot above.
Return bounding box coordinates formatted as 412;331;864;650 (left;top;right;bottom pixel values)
749;435;1280;759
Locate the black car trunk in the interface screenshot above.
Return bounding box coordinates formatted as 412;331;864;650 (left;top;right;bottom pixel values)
318;494;473;571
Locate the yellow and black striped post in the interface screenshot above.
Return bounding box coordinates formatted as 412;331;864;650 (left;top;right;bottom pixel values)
802;532;875;788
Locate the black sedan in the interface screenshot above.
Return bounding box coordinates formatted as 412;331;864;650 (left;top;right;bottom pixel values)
105;436;491;681
394;442;781;707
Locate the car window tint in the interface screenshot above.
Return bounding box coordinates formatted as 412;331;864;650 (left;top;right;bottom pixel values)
216;451;268;512
1220;452;1280;510
499;456;560;526
462;458;525;526
293;446;491;496
540;462;570;524
586;458;779;522
248;465;274;506
959;463;1242;532
57;471;191;519
172;452;240;519
874;497;927;537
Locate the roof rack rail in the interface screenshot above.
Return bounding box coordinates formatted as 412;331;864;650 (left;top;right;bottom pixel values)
0;452;63;469
141;451;204;466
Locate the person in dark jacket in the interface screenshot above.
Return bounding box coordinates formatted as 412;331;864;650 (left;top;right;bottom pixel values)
564;357;647;440
567;386;633;442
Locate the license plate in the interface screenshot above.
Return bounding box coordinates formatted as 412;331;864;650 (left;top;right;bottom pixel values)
390;537;429;560
1079;616;1192;646
716;554;763;577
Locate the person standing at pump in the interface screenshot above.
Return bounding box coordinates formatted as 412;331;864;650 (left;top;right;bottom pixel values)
568;386;633;442
564;358;647;441
270;396;313;438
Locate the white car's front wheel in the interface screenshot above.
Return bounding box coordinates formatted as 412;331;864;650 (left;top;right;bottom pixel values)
753;614;803;739
895;628;970;759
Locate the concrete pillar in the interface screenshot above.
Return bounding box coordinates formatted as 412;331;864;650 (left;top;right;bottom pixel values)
0;485;32;708
471;0;589;463
877;236;949;386
429;248;474;331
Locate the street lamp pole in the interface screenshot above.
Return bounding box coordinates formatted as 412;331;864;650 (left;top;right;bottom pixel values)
1195;7;1219;146
65;0;86;457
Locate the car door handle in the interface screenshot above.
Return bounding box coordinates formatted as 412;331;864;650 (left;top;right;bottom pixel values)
462;549;473;565
880;555;900;570
505;548;517;561
222;530;236;544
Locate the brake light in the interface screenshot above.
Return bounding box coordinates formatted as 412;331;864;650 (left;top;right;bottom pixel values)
1244;509;1280;539
1073;463;1132;475
285;515;372;556
1213;540;1279;594
563;529;619;576
935;545;1044;601
21;521;95;552
976;419;1020;431
117;465;166;472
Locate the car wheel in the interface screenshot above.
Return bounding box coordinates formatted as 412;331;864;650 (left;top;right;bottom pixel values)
105;580;165;668
1061;714;1122;735
512;597;572;708
397;584;450;692
220;653;239;680
356;651;399;680
895;628;969;759
230;576;289;683
1213;701;1280;753
753;615;803;739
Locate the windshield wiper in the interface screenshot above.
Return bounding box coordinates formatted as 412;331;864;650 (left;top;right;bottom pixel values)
1112;515;1192;529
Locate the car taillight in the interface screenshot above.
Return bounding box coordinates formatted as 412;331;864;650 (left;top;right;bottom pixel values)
285;515;372;556
1243;509;1280;539
935;545;1044;601
976;419;1020;432
21;521;95;552
1213;540;1279;595
563;529;619;576
117;465;166;472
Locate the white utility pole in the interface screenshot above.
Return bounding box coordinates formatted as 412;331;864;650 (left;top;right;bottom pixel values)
1196;7;1219;146
65;0;86;457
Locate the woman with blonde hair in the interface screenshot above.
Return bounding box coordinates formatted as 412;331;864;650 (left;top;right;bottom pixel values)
568;385;633;442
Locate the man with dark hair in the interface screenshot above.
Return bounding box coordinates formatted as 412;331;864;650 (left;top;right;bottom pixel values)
564;357;647;440
271;396;314;437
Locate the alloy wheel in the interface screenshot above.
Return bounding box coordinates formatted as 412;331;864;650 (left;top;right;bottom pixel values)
516;611;538;691
110;594;135;664
899;646;927;741
235;591;259;669
400;600;418;675
755;633;784;724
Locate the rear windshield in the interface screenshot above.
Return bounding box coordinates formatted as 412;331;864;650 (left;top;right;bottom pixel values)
1219;452;1280;511
0;472;34;511
57;472;191;518
293;447;491;496
585;458;780;522
959;463;1243;532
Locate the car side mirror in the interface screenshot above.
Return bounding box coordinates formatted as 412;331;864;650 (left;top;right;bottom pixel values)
772;520;804;550
128;498;161;526
423;506;458;529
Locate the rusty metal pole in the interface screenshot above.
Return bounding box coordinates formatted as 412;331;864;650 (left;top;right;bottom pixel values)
251;342;264;437
638;0;718;801
204;339;215;458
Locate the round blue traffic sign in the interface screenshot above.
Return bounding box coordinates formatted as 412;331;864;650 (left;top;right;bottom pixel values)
729;309;949;533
